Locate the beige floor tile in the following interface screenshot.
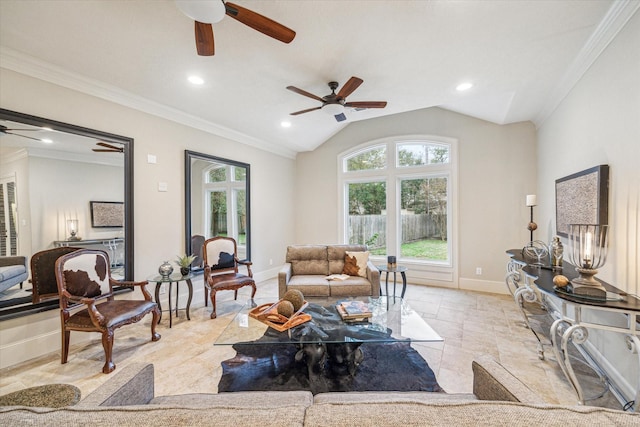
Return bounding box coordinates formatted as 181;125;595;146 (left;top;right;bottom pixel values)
0;279;624;411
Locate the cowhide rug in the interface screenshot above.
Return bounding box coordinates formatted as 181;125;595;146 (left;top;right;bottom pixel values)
218;338;443;395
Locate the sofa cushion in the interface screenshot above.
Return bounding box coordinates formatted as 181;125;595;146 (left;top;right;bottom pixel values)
287;245;329;276
342;251;369;277
0;265;27;282
0;405;307;427
287;275;330;296
150;391;313;407
303;401;639;426
313;391;477;404
329;276;375;297
327;245;367;274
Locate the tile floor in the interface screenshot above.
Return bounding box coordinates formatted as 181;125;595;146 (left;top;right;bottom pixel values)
0;277;624;410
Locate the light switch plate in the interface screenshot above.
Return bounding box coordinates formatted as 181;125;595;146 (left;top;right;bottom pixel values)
147;154;157;164
158;182;168;192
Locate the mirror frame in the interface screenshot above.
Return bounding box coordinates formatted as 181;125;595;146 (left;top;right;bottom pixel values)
184;150;251;262
0;108;134;320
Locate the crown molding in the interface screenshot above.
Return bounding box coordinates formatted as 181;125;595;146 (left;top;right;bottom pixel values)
534;0;640;128
0;47;297;159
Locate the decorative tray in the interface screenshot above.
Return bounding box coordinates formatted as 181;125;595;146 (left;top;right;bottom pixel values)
248;299;311;332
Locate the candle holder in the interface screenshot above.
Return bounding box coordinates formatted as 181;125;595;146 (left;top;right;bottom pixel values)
567;224;608;297
525;195;537;244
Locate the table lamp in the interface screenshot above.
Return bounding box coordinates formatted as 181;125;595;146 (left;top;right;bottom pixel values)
567;224;608;297
67;219;81;241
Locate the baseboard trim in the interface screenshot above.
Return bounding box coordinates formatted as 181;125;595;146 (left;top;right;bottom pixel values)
458;277;509;295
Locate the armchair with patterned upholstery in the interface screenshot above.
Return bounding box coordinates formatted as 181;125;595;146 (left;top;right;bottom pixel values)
54;249;160;374
203;236;256;319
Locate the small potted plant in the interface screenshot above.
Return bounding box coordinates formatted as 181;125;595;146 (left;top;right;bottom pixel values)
175;254;196;276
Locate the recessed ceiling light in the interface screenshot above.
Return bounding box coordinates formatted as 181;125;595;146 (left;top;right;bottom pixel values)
40;138;53;144
280;121;292;128
188;75;204;85
456;82;473;91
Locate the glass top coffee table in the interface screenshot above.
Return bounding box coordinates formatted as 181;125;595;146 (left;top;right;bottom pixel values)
215;296;442;379
215;296;442;346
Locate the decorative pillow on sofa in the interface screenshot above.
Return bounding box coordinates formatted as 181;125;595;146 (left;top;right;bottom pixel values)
342;251;369;277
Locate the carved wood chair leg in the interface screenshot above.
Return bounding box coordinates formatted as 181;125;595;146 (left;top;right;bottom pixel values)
151;308;161;341
250;283;257;298
210;291;217;319
101;330;116;374
61;329;71;364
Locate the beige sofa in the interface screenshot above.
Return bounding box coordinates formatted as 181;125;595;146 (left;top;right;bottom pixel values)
1;355;636;426
278;244;380;299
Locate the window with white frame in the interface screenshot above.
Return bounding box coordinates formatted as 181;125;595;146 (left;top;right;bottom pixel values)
340;137;456;269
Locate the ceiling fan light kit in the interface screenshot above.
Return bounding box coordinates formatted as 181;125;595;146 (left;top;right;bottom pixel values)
176;0;226;24
323;103;345;116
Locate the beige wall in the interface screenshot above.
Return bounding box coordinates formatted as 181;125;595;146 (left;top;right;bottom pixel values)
295;107;537;292
536;11;640;400
0;68;296;368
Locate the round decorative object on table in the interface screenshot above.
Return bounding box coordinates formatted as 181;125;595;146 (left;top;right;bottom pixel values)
180;266;190;276
0;384;81;407
158;261;173;277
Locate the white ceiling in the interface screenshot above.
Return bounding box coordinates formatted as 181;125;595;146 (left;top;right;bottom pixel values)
1;1;637;158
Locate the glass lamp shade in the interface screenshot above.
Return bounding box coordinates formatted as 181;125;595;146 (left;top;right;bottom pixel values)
567;224;608;296
67;219;81;241
322;103;345;116
175;0;226;24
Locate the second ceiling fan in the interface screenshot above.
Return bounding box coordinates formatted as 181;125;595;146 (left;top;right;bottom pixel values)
287;77;387;122
176;0;296;56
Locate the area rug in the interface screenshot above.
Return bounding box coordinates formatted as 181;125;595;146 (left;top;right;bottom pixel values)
218;338;443;395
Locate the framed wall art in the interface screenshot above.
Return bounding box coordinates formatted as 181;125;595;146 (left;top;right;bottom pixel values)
555;165;609;237
90;201;124;228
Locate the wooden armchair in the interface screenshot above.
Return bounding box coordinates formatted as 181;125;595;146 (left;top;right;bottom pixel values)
203;236;256;319
54;249;160;374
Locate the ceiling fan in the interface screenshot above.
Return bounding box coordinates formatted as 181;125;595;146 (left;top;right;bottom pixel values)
287;77;388;122
176;0;296;56
0;124;46;142
92;142;123;153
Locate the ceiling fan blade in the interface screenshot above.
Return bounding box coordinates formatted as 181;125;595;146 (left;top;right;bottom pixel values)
344;101;388;109
195;21;214;56
290;106;322;116
96;142;122;150
337;76;363;99
12;133;43;142
334;113;347;122
225;2;296;44
286;86;324;102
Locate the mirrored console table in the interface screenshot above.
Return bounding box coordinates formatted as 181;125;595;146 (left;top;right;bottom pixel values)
53;238;125;271
506;249;640;411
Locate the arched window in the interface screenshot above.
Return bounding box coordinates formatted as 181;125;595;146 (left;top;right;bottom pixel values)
339;136;457;281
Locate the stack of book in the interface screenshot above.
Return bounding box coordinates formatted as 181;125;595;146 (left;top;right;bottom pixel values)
336;300;372;322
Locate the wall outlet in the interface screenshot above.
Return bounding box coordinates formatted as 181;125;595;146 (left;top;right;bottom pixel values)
475;267;482;275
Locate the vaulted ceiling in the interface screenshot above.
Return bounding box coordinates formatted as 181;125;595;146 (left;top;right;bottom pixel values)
1;1;637;158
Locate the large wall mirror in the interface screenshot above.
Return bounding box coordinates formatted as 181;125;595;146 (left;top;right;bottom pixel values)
0;108;134;320
185;151;250;266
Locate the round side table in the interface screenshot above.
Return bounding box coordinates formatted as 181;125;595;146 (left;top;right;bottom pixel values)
148;272;194;328
376;265;408;299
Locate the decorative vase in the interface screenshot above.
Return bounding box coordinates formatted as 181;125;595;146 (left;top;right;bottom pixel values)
159;261;173;278
180;266;190;276
549;236;563;268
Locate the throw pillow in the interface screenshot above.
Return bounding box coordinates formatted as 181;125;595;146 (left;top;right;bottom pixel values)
342;251;370;277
